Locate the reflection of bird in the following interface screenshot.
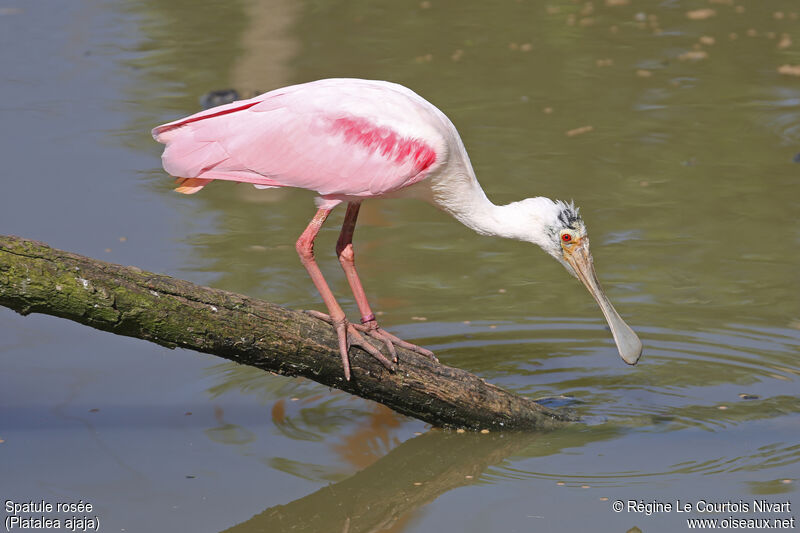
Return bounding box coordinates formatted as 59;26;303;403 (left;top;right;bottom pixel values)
153;78;642;380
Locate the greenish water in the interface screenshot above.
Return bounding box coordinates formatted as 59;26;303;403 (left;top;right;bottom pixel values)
1;1;798;531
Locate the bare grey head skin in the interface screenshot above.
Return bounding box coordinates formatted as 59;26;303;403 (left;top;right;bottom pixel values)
534;200;643;365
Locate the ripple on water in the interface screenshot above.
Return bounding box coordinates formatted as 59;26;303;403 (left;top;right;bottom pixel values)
195;317;800;490
488;441;800;487
411;317;799;434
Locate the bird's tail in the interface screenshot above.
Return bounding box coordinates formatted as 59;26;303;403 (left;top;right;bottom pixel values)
152;97;282;192
174;177;211;194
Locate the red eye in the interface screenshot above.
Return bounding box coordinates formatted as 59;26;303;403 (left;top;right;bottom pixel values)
561;233;572;242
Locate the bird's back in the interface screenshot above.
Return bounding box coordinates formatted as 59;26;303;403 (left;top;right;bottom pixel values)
153;79;456;203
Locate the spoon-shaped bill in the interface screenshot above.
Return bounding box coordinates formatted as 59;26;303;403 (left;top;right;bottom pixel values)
565;243;643;365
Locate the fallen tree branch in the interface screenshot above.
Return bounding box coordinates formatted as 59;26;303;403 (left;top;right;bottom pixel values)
0;234;575;430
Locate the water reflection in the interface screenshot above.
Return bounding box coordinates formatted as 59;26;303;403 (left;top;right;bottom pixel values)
221;431;553;533
221;420;797;532
206;405;258;446
201;316;798;494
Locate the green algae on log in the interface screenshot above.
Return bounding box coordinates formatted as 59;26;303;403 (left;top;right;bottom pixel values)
0;234;574;430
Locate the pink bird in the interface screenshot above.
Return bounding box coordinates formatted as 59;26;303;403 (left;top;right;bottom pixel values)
153;78;642;380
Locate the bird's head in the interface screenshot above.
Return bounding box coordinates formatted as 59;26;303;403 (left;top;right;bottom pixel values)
526;199;643;365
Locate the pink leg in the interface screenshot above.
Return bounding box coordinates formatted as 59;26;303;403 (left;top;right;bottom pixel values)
296;208;394;380
336;203;376;326
333;202;438;363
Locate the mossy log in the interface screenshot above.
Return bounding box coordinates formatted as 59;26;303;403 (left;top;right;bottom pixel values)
0;234;574;430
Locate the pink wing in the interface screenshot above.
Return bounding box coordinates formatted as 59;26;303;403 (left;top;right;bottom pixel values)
152;80;442;201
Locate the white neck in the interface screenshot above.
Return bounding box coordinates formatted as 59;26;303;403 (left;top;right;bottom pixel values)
428;170;559;248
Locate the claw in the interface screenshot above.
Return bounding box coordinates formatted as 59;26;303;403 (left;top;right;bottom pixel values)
356;321;398;362
383;334;398;363
306;311;396;380
306;310;333;321
353;321;439;363
333;319;352;380
346;326;395;371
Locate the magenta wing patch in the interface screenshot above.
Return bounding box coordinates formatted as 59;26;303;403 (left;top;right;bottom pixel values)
328;116;436;174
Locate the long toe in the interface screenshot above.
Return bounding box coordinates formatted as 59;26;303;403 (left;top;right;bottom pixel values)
306;309;334;323
347;326;396;372
334;321;352;381
306;311;355;380
306;311;397;377
377;334;398;363
354;323;439;364
387;333;438;362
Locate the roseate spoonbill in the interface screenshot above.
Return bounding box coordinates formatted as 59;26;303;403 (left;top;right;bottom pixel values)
153;78;642;380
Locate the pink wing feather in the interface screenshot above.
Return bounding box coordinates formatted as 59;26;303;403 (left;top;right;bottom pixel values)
152;79;442;202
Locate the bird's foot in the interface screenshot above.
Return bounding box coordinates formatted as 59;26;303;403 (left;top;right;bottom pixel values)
306;311;396;380
356;317;439;364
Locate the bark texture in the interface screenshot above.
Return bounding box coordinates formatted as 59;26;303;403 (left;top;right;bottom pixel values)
0;234;575;430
